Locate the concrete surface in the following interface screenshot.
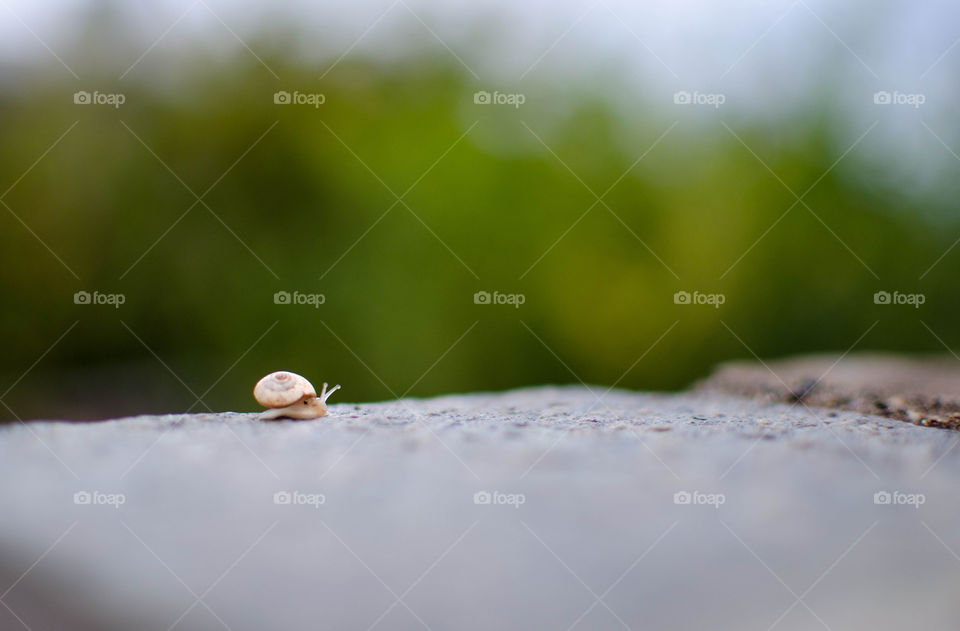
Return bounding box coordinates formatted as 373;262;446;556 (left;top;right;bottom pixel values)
701;353;960;429
2;386;959;630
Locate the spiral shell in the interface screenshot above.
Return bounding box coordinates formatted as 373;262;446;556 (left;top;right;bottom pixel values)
253;371;316;408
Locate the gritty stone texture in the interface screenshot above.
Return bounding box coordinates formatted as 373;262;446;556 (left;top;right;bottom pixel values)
1;386;959;631
700;353;960;430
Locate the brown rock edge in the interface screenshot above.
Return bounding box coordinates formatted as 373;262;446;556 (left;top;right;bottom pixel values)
697;353;960;430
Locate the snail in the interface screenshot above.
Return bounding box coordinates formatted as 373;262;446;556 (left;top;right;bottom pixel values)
253;371;340;420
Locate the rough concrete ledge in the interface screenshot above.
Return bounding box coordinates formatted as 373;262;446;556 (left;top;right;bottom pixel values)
700;353;960;430
1;386;958;630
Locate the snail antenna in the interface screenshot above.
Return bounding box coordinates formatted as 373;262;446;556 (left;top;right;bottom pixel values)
320;383;341;403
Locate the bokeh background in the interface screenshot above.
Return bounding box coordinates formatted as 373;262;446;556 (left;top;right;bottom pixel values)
1;0;959;420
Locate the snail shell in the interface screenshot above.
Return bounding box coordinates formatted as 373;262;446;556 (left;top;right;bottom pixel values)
254;371;316;408
253;371;340;420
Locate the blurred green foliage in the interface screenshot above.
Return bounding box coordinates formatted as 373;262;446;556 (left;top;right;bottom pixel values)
1;25;958;420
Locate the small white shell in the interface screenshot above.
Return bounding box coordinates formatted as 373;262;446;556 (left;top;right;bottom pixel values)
253;371;316;408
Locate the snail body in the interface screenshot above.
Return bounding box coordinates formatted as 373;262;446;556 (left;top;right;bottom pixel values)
253;371;340;420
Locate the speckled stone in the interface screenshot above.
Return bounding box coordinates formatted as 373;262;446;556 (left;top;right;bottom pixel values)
1;386;957;630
